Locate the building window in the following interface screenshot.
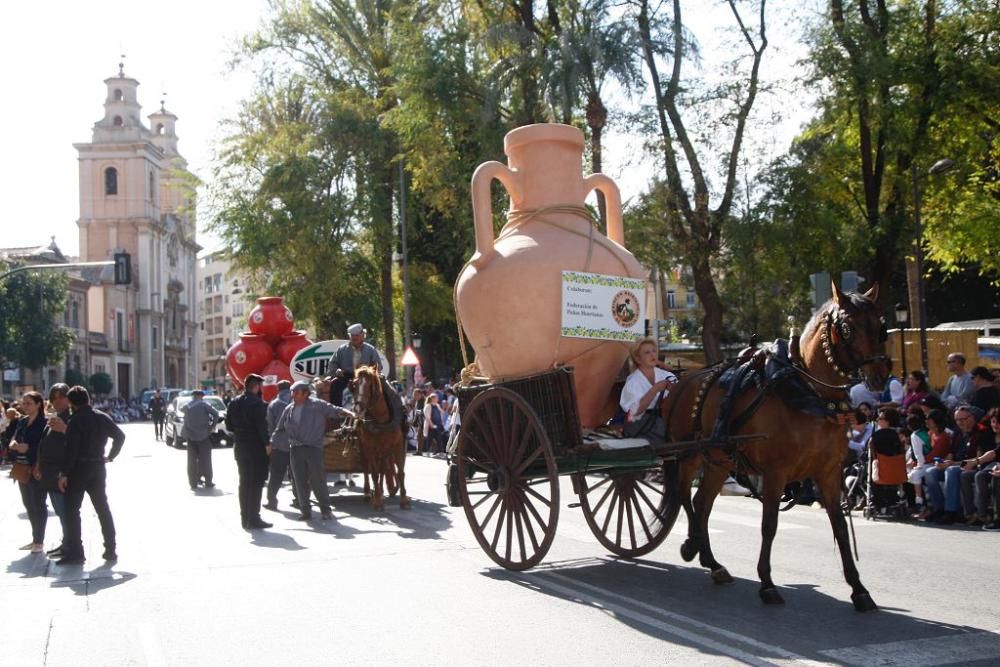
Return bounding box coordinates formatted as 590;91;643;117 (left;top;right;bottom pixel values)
149;171;156;203
73;354;81;370
156;123;164;135
686;292;696;308
96;363;106;375
213;273;222;293
113;115;123;127
153;326;159;350
114;89;123;102
116;312;125;351
104;167;118;195
71;301;80;329
666;290;676;309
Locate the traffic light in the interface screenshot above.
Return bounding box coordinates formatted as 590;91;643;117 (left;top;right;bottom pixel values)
113;251;131;285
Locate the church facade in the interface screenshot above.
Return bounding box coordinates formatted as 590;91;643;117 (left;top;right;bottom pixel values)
74;63;200;397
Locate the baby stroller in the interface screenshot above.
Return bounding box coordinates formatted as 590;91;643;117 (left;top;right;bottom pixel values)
861;428;910;520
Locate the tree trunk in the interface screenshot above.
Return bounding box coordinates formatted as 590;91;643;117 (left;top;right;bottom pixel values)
587;92;608;227
691;253;723;364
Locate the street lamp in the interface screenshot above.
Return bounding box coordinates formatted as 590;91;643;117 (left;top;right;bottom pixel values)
910;157;955;374
894;302;909;378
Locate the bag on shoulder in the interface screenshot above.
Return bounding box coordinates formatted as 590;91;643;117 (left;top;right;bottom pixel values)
9;462;32;484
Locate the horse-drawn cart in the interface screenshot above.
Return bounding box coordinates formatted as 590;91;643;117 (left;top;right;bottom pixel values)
451;366;761;571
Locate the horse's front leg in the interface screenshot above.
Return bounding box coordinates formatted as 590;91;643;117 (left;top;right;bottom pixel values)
757;474;786;604
692;462;733;584
815;470;877;612
677;455;702;562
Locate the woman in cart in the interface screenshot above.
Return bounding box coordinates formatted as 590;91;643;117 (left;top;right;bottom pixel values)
620;338;677;440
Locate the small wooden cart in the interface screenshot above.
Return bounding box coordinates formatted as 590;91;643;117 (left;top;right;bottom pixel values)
452;366;760;571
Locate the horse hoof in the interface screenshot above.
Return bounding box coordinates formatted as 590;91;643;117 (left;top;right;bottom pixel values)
680;539;700;562
400;497;411;509
710;567;734;585
852;591;878;612
759;587;784;605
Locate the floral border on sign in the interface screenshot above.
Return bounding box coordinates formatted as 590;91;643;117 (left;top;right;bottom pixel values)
563;271;647;290
561;326;641;341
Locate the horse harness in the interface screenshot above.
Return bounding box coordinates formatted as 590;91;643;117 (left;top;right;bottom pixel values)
354;376;406;435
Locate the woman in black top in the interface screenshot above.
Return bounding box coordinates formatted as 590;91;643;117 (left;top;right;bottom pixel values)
10;392;49;553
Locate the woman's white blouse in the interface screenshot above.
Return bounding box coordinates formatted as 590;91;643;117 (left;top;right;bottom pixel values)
620;367;677;422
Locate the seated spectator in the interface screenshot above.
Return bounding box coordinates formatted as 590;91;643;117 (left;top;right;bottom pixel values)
970;366;1000;415
906;412;932;518
901;370;930;412
847;402;875;459
958;407;1000;526
922;409;957;522
941;353;975;409
851;363;904;409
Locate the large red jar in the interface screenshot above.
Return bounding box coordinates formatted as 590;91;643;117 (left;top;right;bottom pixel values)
260;359;293;402
276;330;313;366
226;333;274;385
248;296;294;343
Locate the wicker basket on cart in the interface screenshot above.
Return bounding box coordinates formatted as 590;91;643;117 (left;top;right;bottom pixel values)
323;421;364;473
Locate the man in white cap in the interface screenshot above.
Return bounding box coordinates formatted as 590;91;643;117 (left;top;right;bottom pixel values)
327;323;382;407
271;380;351;520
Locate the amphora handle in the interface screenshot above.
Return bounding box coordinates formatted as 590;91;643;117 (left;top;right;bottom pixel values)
583;174;624;246
470;161;521;267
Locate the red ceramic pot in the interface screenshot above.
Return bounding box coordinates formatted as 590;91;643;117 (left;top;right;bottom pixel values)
276;330;313;366
260;358;293;384
226;333;274;385
248;296;294;343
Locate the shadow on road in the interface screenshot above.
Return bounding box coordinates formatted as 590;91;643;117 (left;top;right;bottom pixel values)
484;556;1000;663
249;530;306;550
328;493;453;540
50;566;138;596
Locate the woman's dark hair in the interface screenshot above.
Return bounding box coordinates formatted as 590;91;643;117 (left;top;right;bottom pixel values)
853;407;869;424
906;413;926;432
908;370;929;393
877;407;901;428
926;408;948;431
20;391;44;409
920;394;946;412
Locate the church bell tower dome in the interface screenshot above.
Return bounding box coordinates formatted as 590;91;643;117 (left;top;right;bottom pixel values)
92;58;150;143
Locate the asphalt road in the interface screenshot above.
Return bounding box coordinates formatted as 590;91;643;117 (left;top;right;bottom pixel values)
2;421;999;666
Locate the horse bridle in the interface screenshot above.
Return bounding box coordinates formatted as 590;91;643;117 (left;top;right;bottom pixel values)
819;307;889;383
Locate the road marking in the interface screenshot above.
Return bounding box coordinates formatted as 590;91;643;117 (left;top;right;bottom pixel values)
531;568;833;666
819;630;1000;666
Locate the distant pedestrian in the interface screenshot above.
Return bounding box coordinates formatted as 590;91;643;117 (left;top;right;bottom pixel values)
58;385;125;565
225;374;272;530
264;380;299;511
38;384;72;558
149;390;166;440
9;392;48;553
181;390;220;490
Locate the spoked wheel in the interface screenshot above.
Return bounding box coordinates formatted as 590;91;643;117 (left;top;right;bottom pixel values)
457;388;559;571
575;461;681;558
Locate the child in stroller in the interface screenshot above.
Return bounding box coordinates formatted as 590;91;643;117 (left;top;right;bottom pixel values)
844;408;909;519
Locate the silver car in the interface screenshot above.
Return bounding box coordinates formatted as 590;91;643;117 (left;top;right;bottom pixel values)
164;395;231;448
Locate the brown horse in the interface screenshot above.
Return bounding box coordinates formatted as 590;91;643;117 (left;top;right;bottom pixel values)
351;365;410;510
662;283;887;611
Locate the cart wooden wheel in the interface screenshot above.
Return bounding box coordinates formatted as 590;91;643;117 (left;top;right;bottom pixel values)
575;460;681;558
457;388;559;571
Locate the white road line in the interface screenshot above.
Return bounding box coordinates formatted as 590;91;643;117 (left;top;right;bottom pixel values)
819;630;1000;666
535;570;834;667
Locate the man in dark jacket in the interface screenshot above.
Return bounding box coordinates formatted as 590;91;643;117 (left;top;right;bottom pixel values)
150;390;166;440
56;385;125;565
225;374;272;529
38;383;72;558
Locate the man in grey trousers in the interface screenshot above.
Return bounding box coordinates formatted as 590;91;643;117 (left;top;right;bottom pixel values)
181;390;220;490
264;381;299;511
271;380;351;520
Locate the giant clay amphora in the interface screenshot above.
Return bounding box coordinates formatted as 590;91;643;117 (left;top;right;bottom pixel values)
248;296;294;344
455;124;645;428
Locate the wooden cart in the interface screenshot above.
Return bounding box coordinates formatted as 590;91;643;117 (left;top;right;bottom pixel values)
451;366;761;571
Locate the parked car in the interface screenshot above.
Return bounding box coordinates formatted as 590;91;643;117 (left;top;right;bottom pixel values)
164;395;231;448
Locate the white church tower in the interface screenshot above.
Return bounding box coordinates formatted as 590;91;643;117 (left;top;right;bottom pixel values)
75;59;200;396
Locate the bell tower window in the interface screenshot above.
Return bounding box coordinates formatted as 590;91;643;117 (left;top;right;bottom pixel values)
113;115;123;127
114;89;123;102
105;167;118;195
156;123;164;135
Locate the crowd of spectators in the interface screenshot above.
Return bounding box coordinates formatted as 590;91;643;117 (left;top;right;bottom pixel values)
847;352;1000;531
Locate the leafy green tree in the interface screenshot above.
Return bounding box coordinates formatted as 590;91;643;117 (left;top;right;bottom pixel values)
88;372;113;396
64;368;87;389
800;0;1000;311
0;269;74;371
